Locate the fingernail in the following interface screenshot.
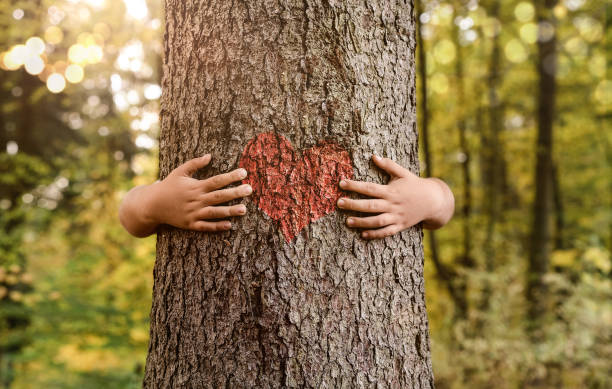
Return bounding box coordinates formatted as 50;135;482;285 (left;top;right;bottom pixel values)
339;180;347;188
362;232;369;238
337;198;345;207
203;154;211;159
347;217;354;226
223;221;231;229
373;155;381;161
244;185;252;195
238;168;247;179
238;205;246;214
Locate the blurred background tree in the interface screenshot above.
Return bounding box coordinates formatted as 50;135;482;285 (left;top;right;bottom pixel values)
0;0;609;388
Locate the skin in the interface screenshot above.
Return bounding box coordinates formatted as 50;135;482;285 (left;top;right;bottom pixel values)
119;154;252;238
338;155;455;240
120;154;454;240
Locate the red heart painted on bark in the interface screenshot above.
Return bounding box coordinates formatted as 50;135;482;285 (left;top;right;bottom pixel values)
239;132;354;242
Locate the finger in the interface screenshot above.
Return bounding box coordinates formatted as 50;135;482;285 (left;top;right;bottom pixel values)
372;155;408;178
337;198;389;213
346;213;394;229
191;220;231;232
203;184;252;205
339;179;387;198
201;168;248;192
174;154;212;177
361;224;403;240
197;204;247;220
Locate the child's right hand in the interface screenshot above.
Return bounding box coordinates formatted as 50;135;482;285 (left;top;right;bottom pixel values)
119;154;252;237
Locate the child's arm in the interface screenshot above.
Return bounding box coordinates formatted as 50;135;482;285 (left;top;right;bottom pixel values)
337;155;454;239
119;154;252;238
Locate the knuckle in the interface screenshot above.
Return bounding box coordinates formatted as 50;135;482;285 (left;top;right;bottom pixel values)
210;176;222;187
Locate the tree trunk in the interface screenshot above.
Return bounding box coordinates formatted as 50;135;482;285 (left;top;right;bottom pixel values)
450;6;473;318
527;0;558;330
480;0;505;310
551;161;564;250
415;0;462;316
144;1;434;388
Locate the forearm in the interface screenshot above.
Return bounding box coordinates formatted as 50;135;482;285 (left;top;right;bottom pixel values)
422;177;455;230
119;183;160;238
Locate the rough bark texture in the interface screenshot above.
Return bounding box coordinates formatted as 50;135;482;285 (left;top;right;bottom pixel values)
145;1;433;387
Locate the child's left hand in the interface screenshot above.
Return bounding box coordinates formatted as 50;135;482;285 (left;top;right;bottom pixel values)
337;155;455;239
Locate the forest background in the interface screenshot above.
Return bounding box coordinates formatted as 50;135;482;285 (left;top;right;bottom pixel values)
0;0;609;388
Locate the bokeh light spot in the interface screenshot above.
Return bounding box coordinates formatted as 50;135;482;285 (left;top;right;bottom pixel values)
514;2;535;22
538;22;555;42
520;23;538;44
553;4;567;19
124;0;149;20
25;56;45;75
593;80;611;106
65;64;84;83
564;37;587;58
6;141;18;155
505;39;527;63
12;9;24;20
68;44;87;64
5;45;27;69
26;37;46;55
433;39;456;65
44;26;64;44
574;16;603;43
47;73;66;93
144;84;162;100
588;54;605;79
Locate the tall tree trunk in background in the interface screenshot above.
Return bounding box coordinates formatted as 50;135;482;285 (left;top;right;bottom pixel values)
551;162;564;250
144;1;434;387
451;7;474;318
527;0;558;330
480;1;505;309
416;0;465;319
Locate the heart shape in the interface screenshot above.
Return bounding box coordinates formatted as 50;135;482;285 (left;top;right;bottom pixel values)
239;132;354;242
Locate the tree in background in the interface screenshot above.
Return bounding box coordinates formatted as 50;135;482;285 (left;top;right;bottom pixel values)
526;0;558;334
144;0;434;386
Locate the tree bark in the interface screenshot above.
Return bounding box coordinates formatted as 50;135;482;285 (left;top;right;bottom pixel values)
145;1;434;388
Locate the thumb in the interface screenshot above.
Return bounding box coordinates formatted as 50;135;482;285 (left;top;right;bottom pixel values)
173;154;211;177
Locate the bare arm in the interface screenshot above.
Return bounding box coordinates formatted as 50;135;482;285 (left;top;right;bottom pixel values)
119;154;252;238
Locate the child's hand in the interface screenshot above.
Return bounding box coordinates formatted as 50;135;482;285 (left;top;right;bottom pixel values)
119;154;252;237
337;155;454;240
